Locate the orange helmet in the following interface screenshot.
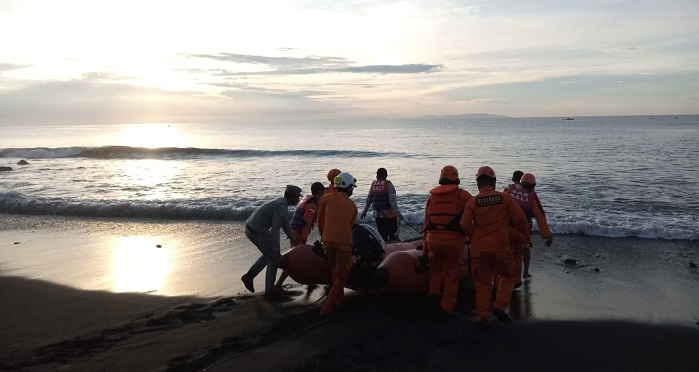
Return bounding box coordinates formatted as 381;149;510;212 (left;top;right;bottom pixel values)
440;165;459;182
327;168;341;182
520;173;536;185
475;166;496;179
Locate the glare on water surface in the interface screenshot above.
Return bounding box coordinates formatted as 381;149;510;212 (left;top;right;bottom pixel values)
112;123;191;148
110;236;172;293
117;159;182;200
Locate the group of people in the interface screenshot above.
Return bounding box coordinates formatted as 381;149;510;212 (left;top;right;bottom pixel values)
423;166;553;330
240;167;402;315
240;165;553;326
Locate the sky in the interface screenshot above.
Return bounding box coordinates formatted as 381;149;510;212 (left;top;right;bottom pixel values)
1;0;698;125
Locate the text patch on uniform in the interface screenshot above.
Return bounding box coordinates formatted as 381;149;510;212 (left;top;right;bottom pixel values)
476;195;503;207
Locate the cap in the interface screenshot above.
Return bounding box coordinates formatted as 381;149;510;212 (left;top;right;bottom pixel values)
334;173;357;189
520;173;537;185
285;184;302;197
512;170;523;183
327;168;341;182
310;181;325;195
476;166;496;179
440;165;459;182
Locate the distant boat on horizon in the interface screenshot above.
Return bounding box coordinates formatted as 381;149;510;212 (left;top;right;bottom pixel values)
563;117;574;120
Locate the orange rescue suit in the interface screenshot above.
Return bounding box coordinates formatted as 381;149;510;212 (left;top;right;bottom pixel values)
460;187;530;323
324;183;339;195
290;195;319;244
423;184;472;313
317;191;357;315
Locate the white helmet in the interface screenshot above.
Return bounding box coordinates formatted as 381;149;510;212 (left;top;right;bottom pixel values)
334;172;357;189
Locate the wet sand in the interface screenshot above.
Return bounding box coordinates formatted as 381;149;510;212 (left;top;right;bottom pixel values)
1;214;698;371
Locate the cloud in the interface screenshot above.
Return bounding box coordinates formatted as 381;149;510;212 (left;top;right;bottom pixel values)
336;64;442;74
215;64;443;76
190;53;350;68
0;63;30;73
191;53;443;76
0;77;357;125
1;68;697;127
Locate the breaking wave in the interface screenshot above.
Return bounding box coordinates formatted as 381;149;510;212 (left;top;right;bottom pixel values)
0;146;405;160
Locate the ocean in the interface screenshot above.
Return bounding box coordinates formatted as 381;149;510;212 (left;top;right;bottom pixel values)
2;115;698;241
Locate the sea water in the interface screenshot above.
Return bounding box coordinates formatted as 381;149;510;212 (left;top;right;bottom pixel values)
1;115;698;240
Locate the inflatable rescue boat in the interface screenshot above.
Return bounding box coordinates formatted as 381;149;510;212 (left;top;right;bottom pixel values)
280;224;472;295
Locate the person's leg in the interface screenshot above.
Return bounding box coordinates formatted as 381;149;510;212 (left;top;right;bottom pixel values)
275;272;289;289
492;252;517;324
375;218;390;241
263;243;282;295
242;230;269;293
245;230;274;274
387;217;399;241
333;247;352;303
321;243;338;315
523;247;532;278
321;243;352;315
472;252;495;324
244;231;278;294
508;227;525;285
247;255;266;279
524;225;533;278
439;245;463;313
427;243;445;296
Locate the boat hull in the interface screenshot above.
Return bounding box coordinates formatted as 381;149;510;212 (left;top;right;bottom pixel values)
282;238;472;295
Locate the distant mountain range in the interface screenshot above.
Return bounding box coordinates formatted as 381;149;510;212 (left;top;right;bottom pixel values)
416;113;510;119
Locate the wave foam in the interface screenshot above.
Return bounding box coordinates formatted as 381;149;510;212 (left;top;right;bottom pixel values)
0;146;404;160
1;193;697;241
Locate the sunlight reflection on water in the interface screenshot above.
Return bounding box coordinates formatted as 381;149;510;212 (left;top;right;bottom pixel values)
110;236;172;293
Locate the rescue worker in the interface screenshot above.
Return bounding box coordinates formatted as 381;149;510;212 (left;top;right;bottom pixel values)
275;181;325;290
504;170;546;217
504;173;553;280
360;167;402;242
460;166;530;331
422;165;472;320
241;185;302;300
317;172;358;316
503;170;531;287
325;168;342;195
503;170;524;194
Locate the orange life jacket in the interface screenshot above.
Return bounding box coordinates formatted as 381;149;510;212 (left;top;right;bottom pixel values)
424;184;465;232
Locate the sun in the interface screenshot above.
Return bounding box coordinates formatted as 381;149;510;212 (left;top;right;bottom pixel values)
112;123;191;148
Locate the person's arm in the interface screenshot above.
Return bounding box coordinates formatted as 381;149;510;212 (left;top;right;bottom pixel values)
299;202;317;243
349;204;358;231
387;182;402;219
361;193;372;219
532;202;553;246
273;203;295;243
459;190;473;243
460;189;473;202
270;205;284;251
317;198;326;238
422;196;431;251
459;199;476;239
534;192;546;217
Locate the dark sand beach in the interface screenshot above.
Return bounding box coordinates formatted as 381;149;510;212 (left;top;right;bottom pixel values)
1;215;698;371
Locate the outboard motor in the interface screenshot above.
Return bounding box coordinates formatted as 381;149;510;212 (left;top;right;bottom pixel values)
348;223;386;289
352;223;385;262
